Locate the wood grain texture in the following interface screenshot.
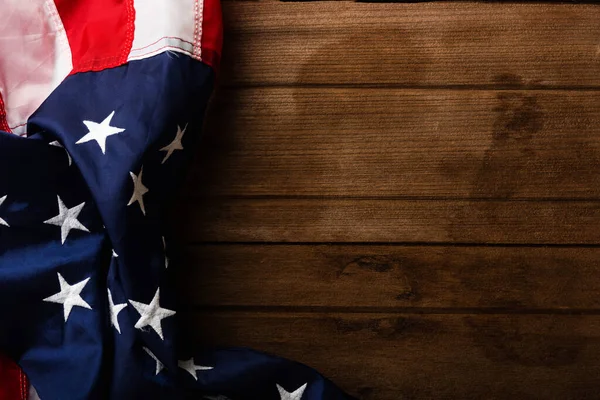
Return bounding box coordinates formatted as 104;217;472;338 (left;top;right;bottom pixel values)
182;311;600;400
179;244;600;309
180;199;600;244
220;2;600;87
190;88;600;198
181;2;600;398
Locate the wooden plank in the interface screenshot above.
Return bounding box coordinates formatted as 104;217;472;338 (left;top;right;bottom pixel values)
182;311;600;399
189;88;600;198
179;244;600;309
220;2;600;86
179;198;600;244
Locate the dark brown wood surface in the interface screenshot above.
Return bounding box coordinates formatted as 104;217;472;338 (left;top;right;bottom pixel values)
178;2;600;399
182;198;600;243
183;312;600;399
190;89;600;198
179;245;600;309
218;2;600;87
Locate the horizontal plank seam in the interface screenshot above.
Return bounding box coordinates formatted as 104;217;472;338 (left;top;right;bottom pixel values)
355;0;600;3
187;195;600;202
221;0;600;3
185;241;600;247
219;83;600;91
180;305;600;315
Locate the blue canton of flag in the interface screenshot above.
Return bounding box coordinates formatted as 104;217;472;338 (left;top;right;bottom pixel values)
0;26;354;400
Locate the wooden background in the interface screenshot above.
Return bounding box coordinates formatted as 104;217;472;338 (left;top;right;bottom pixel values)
177;2;600;399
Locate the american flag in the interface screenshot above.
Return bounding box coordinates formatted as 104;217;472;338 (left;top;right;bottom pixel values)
0;0;353;399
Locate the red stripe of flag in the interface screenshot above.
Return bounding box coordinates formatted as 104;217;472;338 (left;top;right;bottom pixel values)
201;0;223;72
54;0;135;74
0;354;27;400
0;92;10;134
